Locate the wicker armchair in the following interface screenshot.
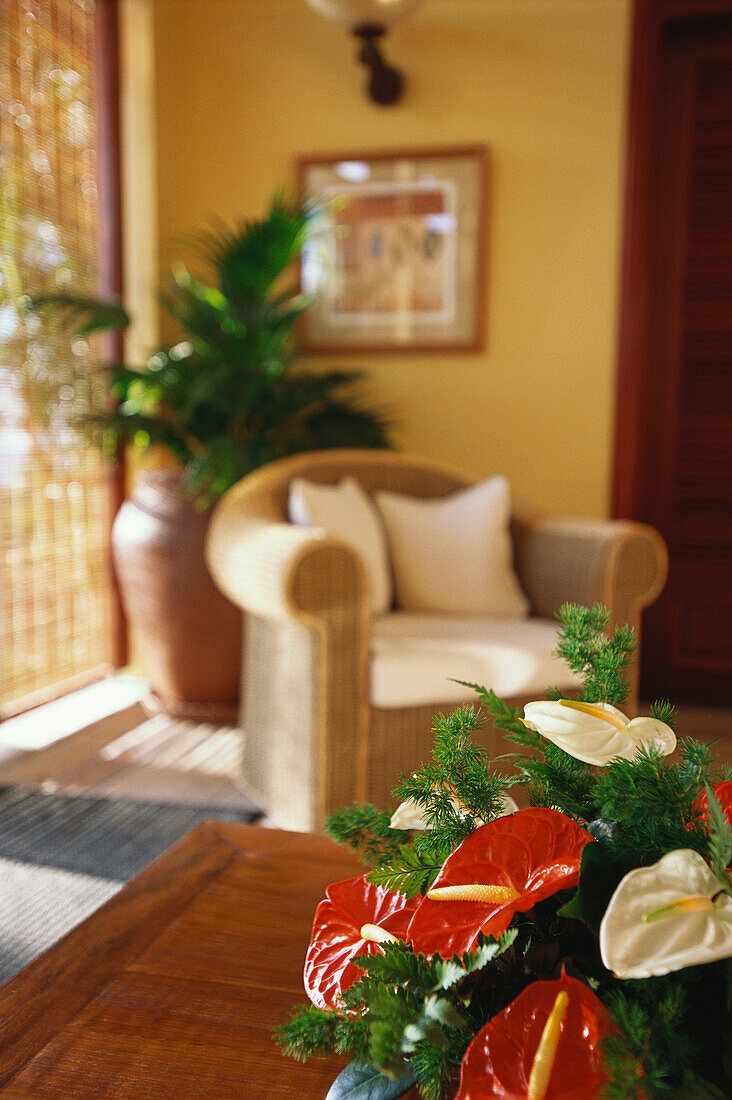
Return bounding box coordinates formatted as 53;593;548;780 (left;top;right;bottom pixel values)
206;451;668;831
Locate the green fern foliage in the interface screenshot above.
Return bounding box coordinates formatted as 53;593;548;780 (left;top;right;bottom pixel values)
394;705;515;829
367;844;445;899
325;803;405;866
553;603;635;706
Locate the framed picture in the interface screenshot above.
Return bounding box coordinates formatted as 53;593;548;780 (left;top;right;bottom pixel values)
297;146;487;353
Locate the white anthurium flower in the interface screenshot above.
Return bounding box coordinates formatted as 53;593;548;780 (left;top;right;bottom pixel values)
389;793;518;831
522;699;676;766
389;799;431;831
599;849;732;979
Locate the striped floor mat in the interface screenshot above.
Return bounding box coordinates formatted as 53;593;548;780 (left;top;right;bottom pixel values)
0;784;261;983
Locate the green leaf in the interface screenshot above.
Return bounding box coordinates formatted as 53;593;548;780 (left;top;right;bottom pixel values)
354;941;432;988
556;889;584;924
276;1003;340;1062
28;293;130;334
463;929;517;973
325;1062;416;1100
650;698;678;730
432;959;467;991
199;193;313;303
423;994;466;1030
455;683;530;739
367;844;441;898
30;193;392;506
705;783;732;894
326;803;405;866
296;402;392;452
556;842;621;932
430;930;517;993
554;603;635;706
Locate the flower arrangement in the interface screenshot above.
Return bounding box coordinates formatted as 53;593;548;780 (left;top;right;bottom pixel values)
279;605;732;1099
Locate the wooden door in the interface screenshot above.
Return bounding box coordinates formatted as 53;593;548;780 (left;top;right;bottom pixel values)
615;1;732;705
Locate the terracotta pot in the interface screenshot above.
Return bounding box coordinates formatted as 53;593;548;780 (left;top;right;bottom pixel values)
112;468;241;719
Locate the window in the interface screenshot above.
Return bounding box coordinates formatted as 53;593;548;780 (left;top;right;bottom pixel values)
0;0;122;716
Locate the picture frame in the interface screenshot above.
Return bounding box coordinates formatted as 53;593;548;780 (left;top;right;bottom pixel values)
296;145;487;353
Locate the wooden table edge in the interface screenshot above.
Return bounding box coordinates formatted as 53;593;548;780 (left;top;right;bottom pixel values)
0;821;362;1090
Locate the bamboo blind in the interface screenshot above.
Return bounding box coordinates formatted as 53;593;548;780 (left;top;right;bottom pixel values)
0;0;116;717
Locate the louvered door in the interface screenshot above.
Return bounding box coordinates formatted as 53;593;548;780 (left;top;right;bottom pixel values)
618;6;732;704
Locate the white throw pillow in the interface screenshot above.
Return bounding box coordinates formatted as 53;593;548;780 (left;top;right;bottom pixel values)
374;477;530;616
288;476;393;614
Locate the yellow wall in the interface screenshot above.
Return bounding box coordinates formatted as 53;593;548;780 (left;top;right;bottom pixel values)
130;0;631;517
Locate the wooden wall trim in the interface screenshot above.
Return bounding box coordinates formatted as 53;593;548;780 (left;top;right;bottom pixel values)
613;0;655;519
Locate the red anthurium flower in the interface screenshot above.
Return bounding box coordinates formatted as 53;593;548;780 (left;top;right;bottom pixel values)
408;809;593;958
456;973;611;1099
304;874;419;1010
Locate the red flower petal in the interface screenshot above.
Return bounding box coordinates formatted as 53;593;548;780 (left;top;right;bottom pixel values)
304;874;419;1010
456;973;611;1099
408;809;593;958
711;781;732;828
694;780;732;835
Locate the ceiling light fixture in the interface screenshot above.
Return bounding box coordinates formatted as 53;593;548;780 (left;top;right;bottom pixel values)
305;0;425;106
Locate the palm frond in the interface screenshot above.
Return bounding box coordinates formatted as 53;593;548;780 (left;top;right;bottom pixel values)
32;192;393;502
273;370;368;409
28;294;130;335
295;399;394;451
84;412;191;462
198;194;313;305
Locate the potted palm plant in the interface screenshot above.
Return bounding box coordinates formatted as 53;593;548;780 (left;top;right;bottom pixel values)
34;196;391;716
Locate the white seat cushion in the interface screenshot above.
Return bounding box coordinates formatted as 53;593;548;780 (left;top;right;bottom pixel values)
374;477;530;617
288;476;392;614
369;613;582;708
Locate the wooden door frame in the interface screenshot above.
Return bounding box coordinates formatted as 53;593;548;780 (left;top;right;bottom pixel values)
95;0;128;667
613;0;732;520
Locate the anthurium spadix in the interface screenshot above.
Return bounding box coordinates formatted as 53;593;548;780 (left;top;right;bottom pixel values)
522;699;676;766
389;793;519;831
407;809;592;958
304;875;419;1010
455;973;611;1099
599;849;732;979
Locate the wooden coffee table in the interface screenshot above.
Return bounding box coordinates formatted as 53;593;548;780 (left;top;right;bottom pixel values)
0;823;364;1097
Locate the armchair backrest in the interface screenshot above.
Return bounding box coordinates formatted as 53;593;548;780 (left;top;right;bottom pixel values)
242;449;475;521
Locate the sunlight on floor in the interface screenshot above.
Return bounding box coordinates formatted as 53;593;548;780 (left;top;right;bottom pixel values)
100;716;245;779
0;677;257;813
0;676;148;758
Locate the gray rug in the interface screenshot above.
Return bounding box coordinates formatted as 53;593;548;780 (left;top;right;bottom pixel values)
0;784;261;984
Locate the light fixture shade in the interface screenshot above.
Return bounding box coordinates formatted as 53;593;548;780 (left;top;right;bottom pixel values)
305;0;424;30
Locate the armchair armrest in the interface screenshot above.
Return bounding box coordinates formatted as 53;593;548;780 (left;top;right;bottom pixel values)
205;476;372;828
205;479;369;623
512;515;668;625
512;515;668;708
